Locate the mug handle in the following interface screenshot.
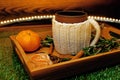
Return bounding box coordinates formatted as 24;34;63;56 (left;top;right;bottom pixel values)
88;18;101;46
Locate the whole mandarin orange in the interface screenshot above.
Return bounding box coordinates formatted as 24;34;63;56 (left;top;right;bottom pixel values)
16;30;41;52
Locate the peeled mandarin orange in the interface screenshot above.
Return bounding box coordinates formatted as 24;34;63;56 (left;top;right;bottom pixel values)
16;30;41;52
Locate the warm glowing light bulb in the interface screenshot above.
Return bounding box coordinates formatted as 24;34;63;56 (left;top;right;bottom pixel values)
0;15;120;26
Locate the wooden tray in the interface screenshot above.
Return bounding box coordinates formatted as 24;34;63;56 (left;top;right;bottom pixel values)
10;23;120;80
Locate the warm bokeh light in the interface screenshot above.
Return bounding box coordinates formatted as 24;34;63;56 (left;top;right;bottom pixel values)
0;15;120;26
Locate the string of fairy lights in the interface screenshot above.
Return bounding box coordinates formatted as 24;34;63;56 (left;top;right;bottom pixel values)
0;15;120;26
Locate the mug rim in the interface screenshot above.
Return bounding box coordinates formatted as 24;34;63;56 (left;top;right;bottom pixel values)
55;11;88;23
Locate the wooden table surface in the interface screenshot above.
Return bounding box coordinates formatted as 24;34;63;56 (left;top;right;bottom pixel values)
0;0;120;21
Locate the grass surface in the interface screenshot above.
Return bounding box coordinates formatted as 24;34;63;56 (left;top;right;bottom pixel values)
66;65;120;80
0;38;29;80
0;30;120;80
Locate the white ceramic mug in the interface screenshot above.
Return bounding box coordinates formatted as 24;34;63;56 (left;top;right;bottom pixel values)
52;11;101;55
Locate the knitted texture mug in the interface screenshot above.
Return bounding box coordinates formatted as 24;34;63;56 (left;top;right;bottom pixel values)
52;11;101;55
